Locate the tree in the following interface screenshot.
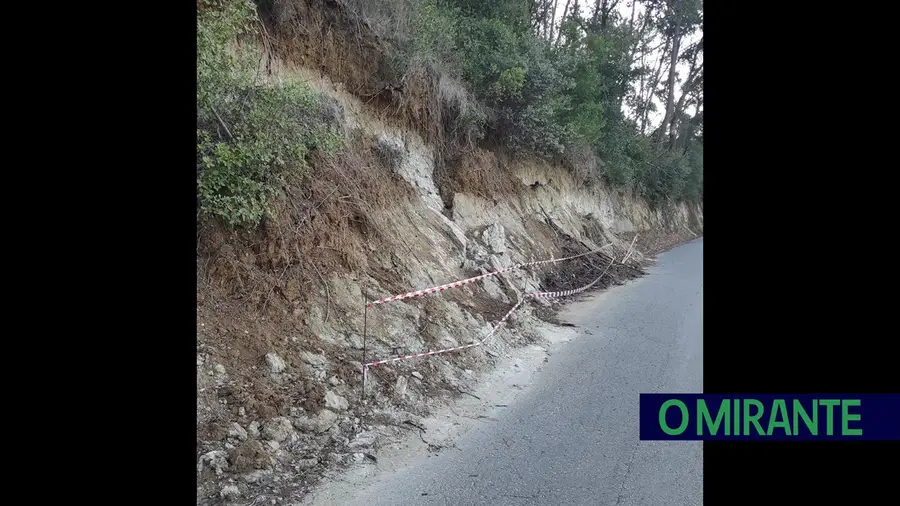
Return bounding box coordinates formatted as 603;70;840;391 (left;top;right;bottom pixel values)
653;0;702;151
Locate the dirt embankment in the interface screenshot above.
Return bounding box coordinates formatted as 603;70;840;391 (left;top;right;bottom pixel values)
196;2;702;504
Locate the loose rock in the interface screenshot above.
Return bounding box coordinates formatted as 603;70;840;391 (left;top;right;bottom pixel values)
265;353;287;374
394;376;408;399
228;422;248;441
371;410;402;426
240;469;273;483
345;333;364;350
297;458;318;470
348;431;377;450
299;351;327;368
466;242;490;263
481;277;509;302
220;484;241;499
294;409;339;434
481;223;507;254
262;417;295;443
199;450;229;476
230;440;273;473
324;391;349;412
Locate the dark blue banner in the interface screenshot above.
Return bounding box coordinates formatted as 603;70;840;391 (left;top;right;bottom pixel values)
639;394;900;440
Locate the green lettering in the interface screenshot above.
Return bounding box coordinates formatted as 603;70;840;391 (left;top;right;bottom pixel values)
767;399;791;436
733;398;740;435
841;400;862;436
820;399;840;435
698;399;730;436
793;399;817;435
743;399;765;435
659;399;689;435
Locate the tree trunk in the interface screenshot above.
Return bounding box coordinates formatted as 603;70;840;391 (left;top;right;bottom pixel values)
628;6;657;67
591;0;619;30
625;5;655;122
531;0;542;31
630;0;636;28
669;62;700;146
601;0;619;30
540;0;551;38
555;0;572;46
640;37;669;135
549;0;560;43
636;49;646;123
657;9;682;150
591;0;602;24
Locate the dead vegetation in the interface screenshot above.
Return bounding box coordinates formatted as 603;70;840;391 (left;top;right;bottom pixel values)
531;238;646;301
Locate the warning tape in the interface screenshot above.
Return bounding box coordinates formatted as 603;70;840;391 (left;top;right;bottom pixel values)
481;298;527;344
363;299;523;368
365;266;519;308
362;257;616;370
519;246;610;269
365;245;612;307
365;341;482;368
527;257;615;300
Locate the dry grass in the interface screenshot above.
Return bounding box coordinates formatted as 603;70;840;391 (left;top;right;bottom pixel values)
343;0;416;45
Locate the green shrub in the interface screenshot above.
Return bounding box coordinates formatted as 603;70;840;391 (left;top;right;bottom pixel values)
454;18;577;156
197;0;341;228
407;0;462;71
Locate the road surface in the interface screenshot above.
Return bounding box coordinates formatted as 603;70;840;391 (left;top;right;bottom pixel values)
336;238;703;505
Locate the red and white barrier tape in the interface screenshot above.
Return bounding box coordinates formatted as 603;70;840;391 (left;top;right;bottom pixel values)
527;257;615;300
481;298;527;344
361;256;618;395
519;246;610;269
366;245;612;307
366;266;519;308
363;298;524;370
365;341;482;368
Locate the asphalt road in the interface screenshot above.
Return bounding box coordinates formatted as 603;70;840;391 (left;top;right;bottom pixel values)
343;238;703;505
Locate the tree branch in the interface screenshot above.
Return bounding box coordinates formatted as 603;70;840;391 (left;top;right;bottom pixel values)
208;103;234;141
